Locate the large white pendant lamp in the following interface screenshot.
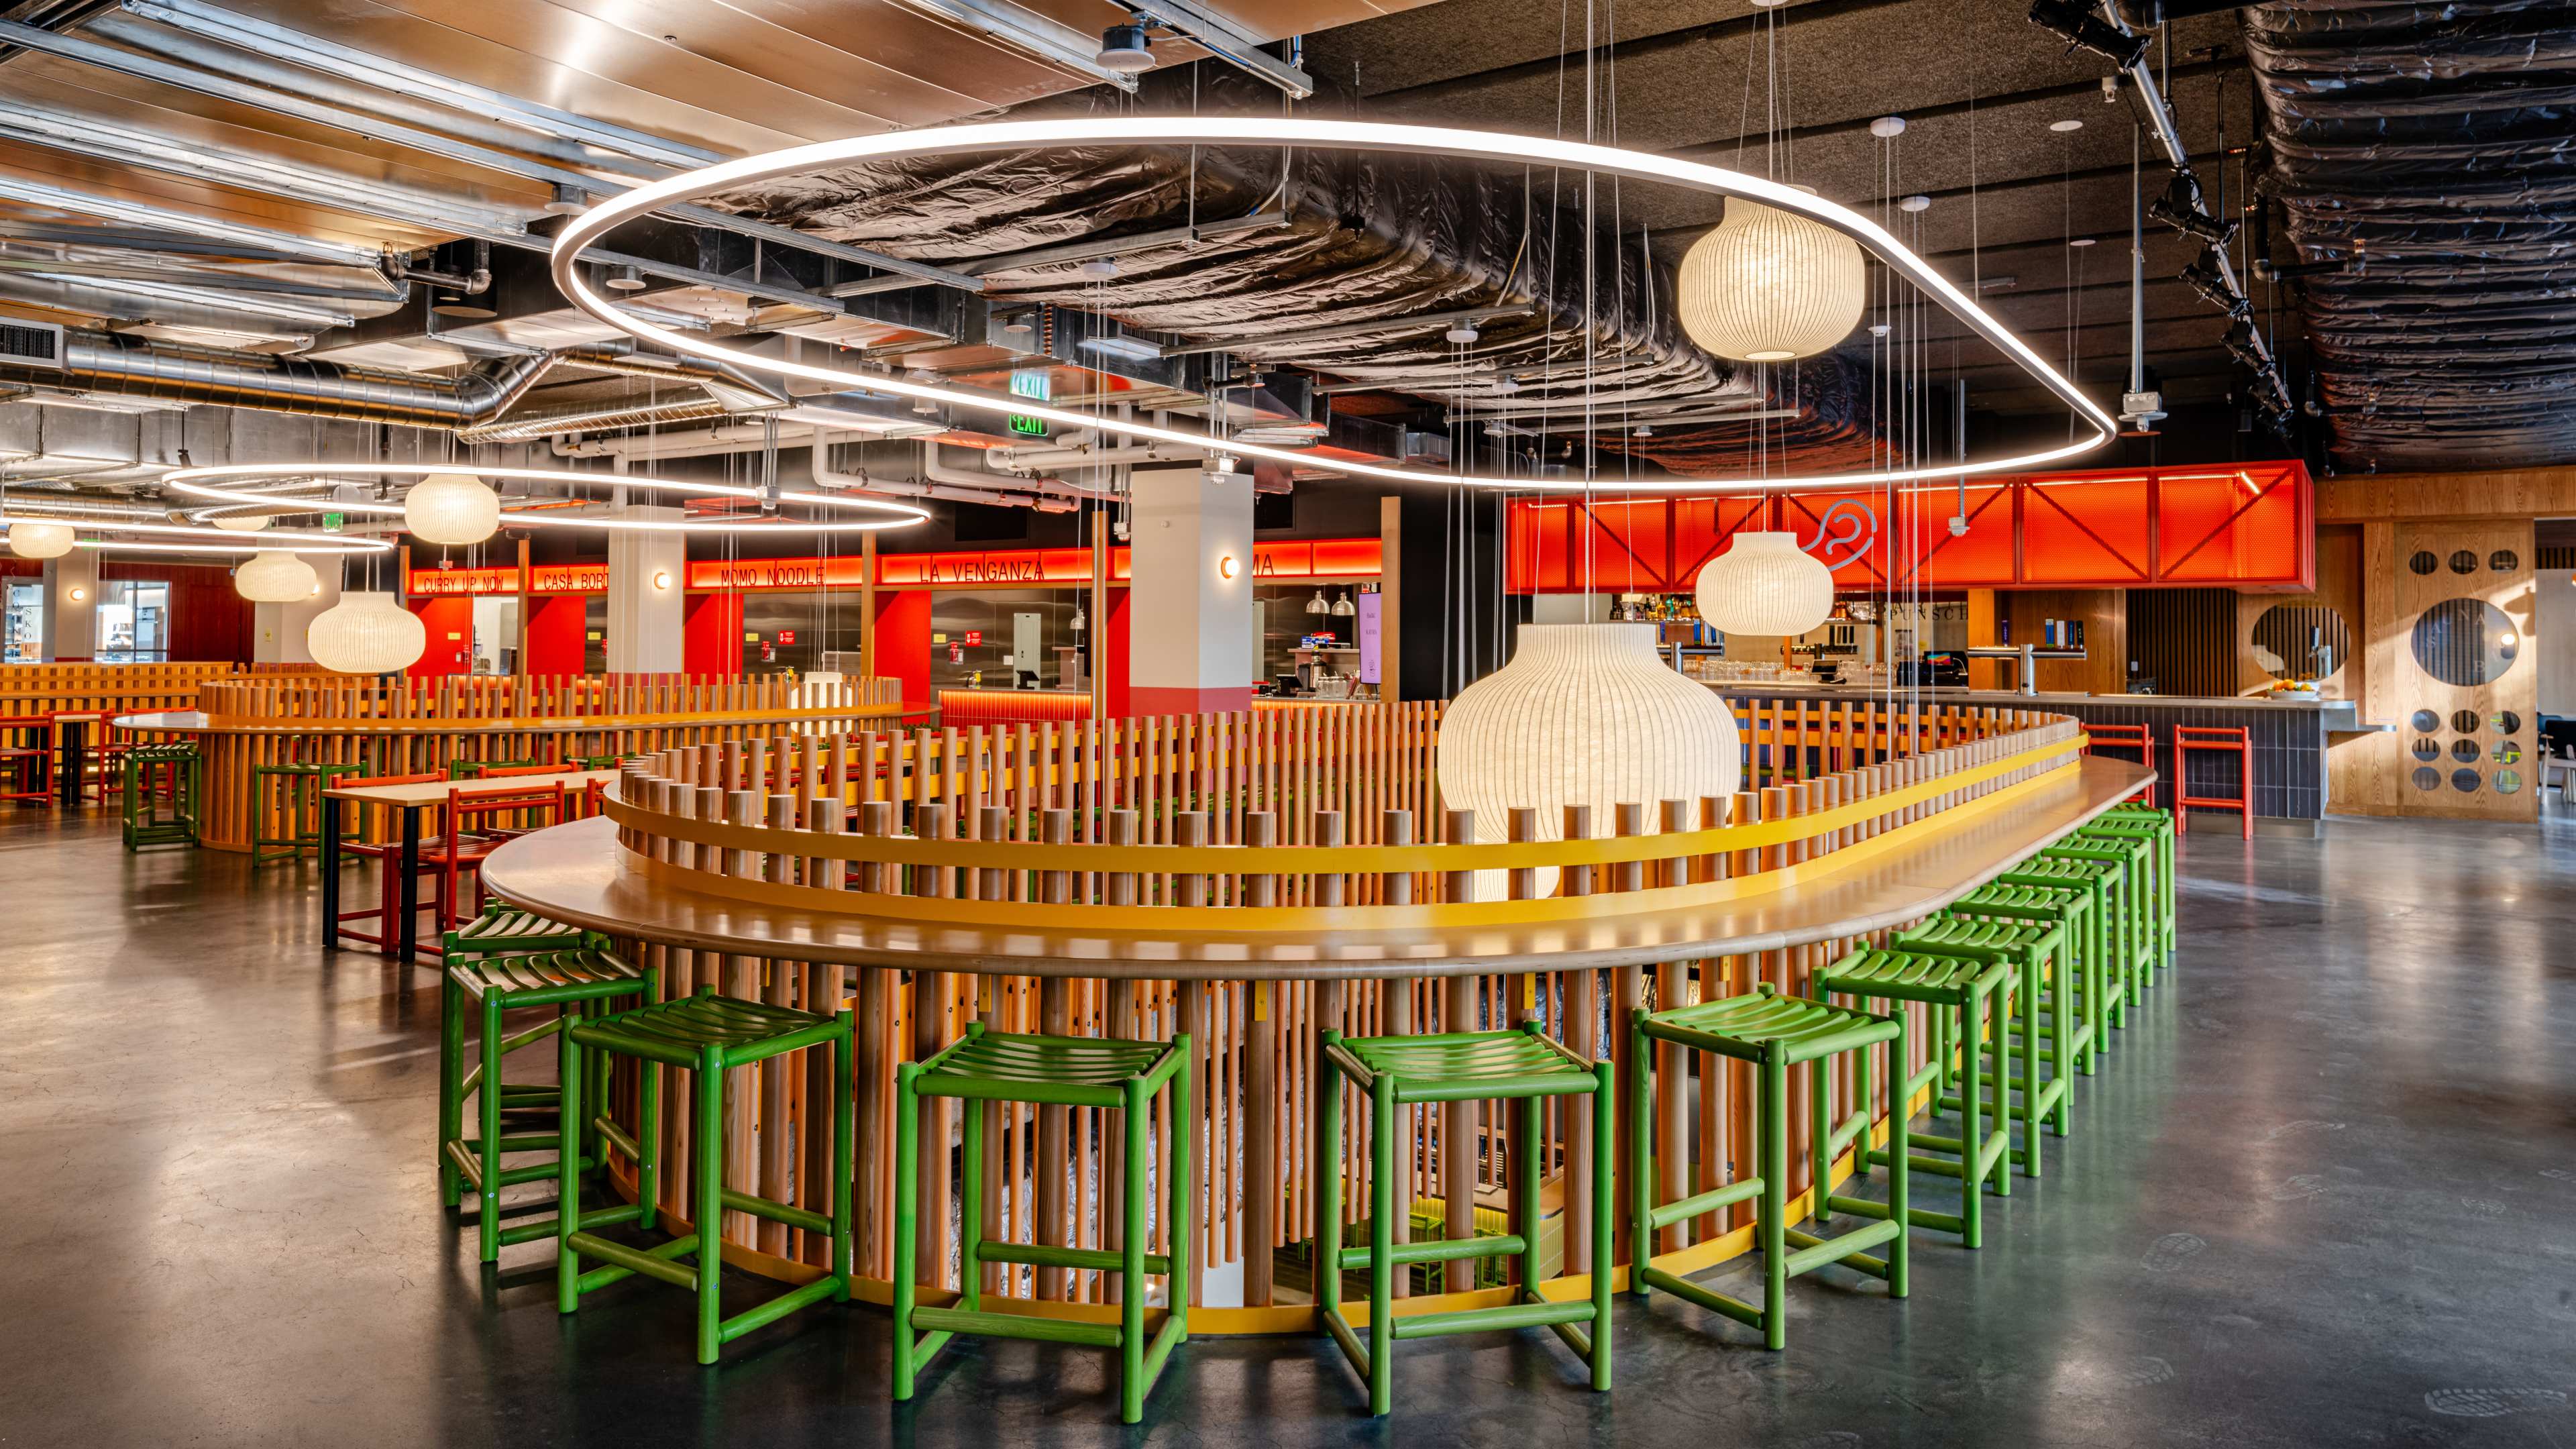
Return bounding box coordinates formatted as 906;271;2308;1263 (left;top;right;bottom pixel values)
233;549;319;603
1695;531;1835;637
1435;623;1741;899
1675;197;1867;362
211;513;270;533
308;590;425;674
403;471;500;545
5;519;75;559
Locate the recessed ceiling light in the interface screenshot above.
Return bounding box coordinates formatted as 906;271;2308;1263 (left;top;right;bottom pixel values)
2049;119;2084;132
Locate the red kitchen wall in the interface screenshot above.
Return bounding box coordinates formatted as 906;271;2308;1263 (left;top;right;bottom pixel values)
102;561;252;663
871;589;932;709
405;595;472;678
683;591;745;678
526;595;587;676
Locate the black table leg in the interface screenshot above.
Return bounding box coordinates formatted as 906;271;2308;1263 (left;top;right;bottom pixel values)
398;804;421;965
320;794;343;951
56;720;83;808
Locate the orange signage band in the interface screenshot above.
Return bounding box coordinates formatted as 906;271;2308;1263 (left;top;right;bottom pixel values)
409;539;1382;596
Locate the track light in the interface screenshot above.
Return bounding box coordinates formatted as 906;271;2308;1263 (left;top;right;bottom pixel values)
2027;0;2150;68
2178;250;2251;317
1095;21;1156;72
2150;172;2238;247
2222;319;2266;370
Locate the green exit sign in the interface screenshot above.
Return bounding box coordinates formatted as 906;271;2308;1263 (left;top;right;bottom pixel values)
1007;370;1049;437
322;512;344;531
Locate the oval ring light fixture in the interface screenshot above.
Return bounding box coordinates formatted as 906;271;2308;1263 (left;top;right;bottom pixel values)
163;463;930;533
550;117;2116;495
0;513;392;554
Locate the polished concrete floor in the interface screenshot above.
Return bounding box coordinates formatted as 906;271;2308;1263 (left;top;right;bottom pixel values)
4;804;2573;1448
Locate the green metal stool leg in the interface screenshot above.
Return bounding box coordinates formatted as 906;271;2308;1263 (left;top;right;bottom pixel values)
1167;1032;1191;1346
958;1078;983;1314
1959;984;1986;1243
892;1063;921;1400
439;972;464;1208
1627;1018;1654;1297
1119;1075;1149;1423
1368;1071;1395;1416
555;1028;584;1313
1884;1014;1911;1299
1517;1089;1544;1298
479;994;506;1260
696;1044;726;1365
1318;1032;1344;1326
1588;1057;1613;1391
834;1011;855;1299
1761;1046;1788;1351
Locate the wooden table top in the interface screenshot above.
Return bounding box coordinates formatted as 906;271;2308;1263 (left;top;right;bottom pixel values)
324;770;619;808
480;758;2155;981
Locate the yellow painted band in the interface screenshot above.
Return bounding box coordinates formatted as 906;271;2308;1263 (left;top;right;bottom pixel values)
621;757;2070;932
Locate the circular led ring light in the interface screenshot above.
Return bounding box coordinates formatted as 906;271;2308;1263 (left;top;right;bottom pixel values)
551;117;2118;495
0;513;392;553
163;464;930;531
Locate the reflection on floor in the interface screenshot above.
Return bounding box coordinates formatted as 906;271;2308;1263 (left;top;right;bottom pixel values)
4;805;2573;1446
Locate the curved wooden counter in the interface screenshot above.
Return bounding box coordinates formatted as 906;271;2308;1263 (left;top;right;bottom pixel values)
482;757;2153;979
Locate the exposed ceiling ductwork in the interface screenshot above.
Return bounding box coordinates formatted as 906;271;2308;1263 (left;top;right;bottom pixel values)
2247;0;2573;468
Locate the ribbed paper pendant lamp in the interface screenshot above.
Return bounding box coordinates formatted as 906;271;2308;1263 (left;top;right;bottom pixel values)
403;472;500;545
308;590;425;674
233;549;318;603
5;519;74;559
1675;198;1867;362
1695;532;1834;637
1435;623;1741;898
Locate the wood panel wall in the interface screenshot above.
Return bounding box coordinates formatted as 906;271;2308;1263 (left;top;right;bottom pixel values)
1964;589;2128;694
2124;588;2236;697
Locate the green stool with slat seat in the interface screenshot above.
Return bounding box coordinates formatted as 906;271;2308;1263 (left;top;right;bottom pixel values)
1323;1022;1609;1412
894;1022;1190;1423
1630;984;1908;1348
250;759;361;865
559;987;855;1364
2086;807;2177;964
1891;915;2072;1172
2049;831;2159;1010
444;903;600;959
1998;856;2132;1034
120;743;197;850
449;757;538;780
1813;947;2016;1246
1951;881;2104;1077
440;946;651;1260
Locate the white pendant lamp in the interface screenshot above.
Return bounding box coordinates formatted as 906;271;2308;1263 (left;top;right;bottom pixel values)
1435;623;1741;899
5;519;75;559
233;549;319;603
211;513;270;532
403;471;500;545
308;590;425;674
1695;532;1835;637
1675;198;1867;362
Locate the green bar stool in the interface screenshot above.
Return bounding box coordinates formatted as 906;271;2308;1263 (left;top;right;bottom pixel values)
559;987;855;1364
894;1022;1190;1423
1891;915;2072;1171
1322;1022;1609;1414
441;946;651;1260
444;903;600;959
1995;858;2130;1040
250;759;361;865
2049;831;2158;1010
1950;881;2104;1077
120;743;197;851
1811;947;2016;1246
1630;985;1907;1349
2085;808;2177;965
449;756;539;780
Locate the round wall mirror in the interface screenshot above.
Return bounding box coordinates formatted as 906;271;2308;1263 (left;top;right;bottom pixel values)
2250;603;2351;681
2414;600;2521;687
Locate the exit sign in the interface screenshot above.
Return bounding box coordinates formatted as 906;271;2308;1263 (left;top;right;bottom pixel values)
1006;370;1049;437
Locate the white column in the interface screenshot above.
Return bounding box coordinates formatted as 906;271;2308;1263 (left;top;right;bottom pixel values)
39;549;99;661
1126;462;1254;715
254;555;342;663
606;504;684;673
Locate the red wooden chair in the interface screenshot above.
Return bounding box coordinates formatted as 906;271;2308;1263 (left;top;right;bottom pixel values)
432;782;570;943
333;772;446;954
2174;726;2255;839
0;715;54;806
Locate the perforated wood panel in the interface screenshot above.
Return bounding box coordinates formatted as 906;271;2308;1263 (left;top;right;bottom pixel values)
2388;521;2535;821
